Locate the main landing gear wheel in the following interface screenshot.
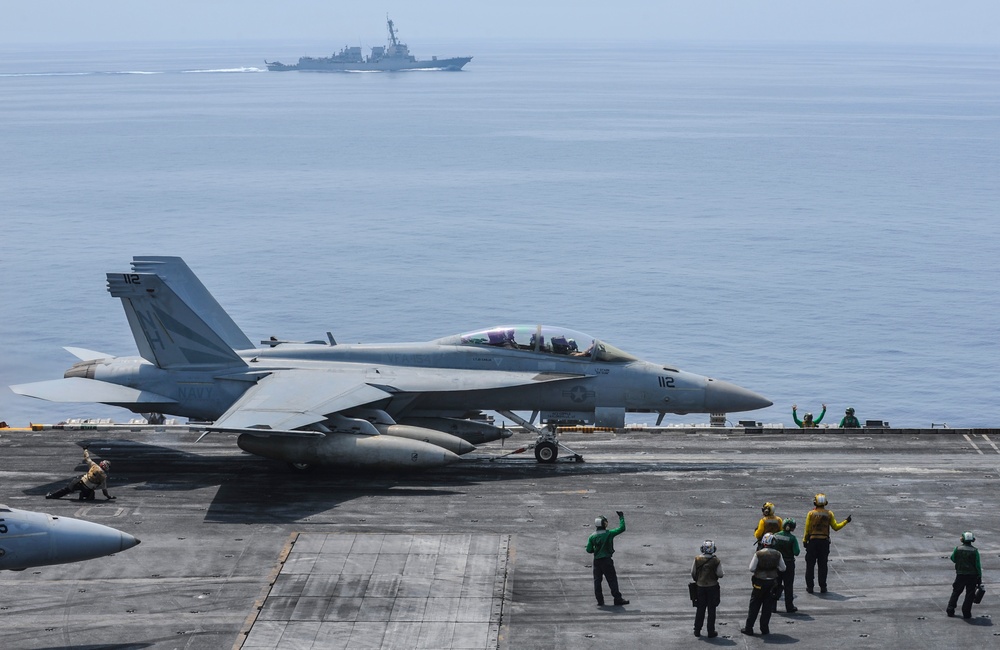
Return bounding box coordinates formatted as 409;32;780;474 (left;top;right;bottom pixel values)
534;441;558;463
288;462;313;471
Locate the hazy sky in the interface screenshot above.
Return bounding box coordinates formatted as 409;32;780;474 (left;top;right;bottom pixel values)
3;1;999;46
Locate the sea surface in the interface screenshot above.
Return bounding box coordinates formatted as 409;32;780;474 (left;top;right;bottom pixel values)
1;40;998;429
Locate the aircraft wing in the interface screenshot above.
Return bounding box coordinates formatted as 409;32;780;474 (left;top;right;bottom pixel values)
208;367;583;432
210;370;393;431
10;377;176;405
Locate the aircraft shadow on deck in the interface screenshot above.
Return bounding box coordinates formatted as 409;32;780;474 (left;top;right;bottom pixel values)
21;438;756;524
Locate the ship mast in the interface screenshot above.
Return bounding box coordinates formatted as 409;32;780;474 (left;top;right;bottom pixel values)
387;15;399;47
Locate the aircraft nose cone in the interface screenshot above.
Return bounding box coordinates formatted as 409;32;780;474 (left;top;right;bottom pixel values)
121;533;141;552
705;379;772;413
454;439;476;455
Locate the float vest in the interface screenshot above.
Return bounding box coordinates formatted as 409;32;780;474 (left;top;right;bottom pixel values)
954;545;979;575
694;555;722;587
753;549;781;580
81;465;107;490
808;509;832;539
772;532;796;562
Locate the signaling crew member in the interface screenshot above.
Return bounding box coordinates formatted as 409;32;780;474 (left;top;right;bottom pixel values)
772;518;801;613
586;511;629;607
802;493;850;593
46;448;116;501
691;540;724;638
839;407;861;428
755;502;783;549
793;404;826;428
741;533;786;636
947;531;983;619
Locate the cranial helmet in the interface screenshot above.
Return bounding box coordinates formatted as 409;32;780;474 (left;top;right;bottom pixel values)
762;502;775;516
99;460;110;471
783;518;797;531
814;493;828;507
962;531;976;544
701;540;716;554
761;533;776;547
595;516;608;529
804;412;813;419
846;407;855;415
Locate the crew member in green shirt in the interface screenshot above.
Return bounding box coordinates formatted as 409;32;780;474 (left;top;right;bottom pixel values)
947;531;983;619
771;518;801;612
793;404;826;428
586;510;629;606
839;407;861;428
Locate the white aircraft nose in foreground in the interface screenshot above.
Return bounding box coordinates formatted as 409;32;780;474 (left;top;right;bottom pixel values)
0;504;140;571
12;257;771;469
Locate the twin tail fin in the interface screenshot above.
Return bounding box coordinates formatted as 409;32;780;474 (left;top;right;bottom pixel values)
107;268;248;370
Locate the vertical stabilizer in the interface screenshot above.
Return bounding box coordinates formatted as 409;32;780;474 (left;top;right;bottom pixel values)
130;256;253;350
107;272;247;369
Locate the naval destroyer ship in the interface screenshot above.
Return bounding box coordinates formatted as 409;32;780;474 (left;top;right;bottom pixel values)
266;17;472;72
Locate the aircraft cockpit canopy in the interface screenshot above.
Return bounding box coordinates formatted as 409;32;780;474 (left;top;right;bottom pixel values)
442;325;638;363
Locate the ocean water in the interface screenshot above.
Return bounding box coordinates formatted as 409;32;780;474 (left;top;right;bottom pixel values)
1;40;998;429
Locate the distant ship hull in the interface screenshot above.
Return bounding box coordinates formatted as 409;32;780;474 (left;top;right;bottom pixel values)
267;17;472;73
267;56;472;73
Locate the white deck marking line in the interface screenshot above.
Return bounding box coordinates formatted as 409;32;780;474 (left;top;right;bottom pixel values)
963;434;984;454
981;434;1000;455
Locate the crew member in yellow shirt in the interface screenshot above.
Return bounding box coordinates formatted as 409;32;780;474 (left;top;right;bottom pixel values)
754;502;783;549
802;493;851;593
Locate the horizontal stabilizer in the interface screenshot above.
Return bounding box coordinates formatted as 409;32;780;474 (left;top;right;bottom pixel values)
211;370;393;431
10;377;176;405
64;347;113;361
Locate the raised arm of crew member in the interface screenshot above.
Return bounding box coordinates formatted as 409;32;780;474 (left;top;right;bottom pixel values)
829;509;851;531
813;404;827;425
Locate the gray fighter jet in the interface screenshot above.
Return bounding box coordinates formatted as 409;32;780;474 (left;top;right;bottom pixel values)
11;257;770;469
0;504;140;571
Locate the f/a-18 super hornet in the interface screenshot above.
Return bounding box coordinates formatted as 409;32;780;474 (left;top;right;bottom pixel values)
11;257;771;470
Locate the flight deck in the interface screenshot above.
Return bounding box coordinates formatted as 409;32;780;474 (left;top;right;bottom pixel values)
1;425;996;649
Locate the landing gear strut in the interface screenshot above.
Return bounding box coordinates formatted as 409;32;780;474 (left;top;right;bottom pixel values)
497;411;584;463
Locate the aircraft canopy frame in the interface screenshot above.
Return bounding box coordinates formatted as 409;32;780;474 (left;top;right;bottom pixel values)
438;325;639;363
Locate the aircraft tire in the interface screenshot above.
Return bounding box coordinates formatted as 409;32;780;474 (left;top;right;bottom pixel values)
287;462;314;472
534;441;558;463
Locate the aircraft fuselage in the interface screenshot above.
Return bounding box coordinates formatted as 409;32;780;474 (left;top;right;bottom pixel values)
73;340;768;426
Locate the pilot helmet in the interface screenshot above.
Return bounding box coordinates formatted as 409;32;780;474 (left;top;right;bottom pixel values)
962;531;976;544
595;516;608;529
99;460;111;471
700;540;716;554
814;493;828;507
783;518;797;531
761;533;776;547
761;502;775;516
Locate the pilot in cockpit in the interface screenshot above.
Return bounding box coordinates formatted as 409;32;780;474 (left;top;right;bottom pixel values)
551;335;572;355
487;329;517;348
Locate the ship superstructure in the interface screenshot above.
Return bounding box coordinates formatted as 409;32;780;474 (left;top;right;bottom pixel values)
266;17;472;72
